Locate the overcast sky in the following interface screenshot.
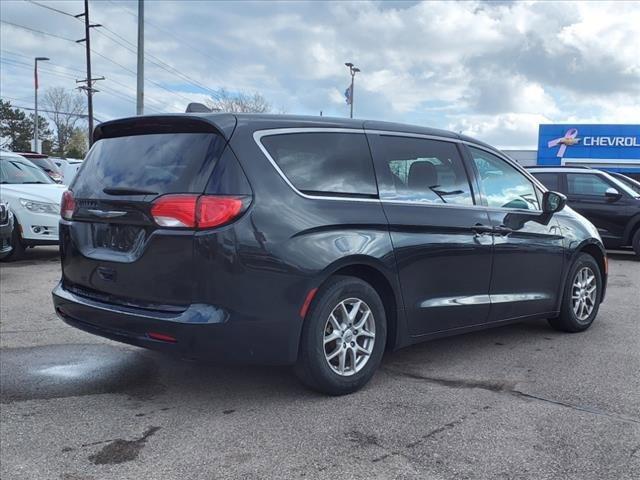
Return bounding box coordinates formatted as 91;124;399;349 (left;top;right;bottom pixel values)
1;0;639;148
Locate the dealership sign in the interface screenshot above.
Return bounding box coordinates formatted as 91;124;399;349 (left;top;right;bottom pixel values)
538;124;640;171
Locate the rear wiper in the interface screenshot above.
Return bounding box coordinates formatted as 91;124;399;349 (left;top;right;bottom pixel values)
103;187;158;196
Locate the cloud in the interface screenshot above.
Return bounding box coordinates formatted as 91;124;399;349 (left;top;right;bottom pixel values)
1;0;638;149
448;113;552;149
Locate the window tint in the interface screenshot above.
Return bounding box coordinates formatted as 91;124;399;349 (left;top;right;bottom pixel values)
567;173;612;196
532;172;561;192
469;147;540;210
261;132;377;196
0;158;54;184
367;135;473;205
612;174;640;195
73;133;225;195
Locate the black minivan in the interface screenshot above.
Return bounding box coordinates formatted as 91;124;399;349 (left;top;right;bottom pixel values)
53;114;607;394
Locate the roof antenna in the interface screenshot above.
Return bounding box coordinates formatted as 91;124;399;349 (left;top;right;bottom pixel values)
185;102;212;113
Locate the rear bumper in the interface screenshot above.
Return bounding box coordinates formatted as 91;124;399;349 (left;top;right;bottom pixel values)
52;282;297;365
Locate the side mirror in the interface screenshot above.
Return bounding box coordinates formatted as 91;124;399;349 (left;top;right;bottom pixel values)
542;190;566;214
605;187;622;200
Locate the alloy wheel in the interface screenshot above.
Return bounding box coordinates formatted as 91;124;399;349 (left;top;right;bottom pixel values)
323;298;376;376
571;266;597;323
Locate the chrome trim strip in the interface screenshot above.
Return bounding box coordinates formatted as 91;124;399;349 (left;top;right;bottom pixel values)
87;209;127;218
252;127;545;211
254;127;365;136
420;295;490;308
420;292;550;308
364;129;462;143
491;293;550;303
380;199;485;210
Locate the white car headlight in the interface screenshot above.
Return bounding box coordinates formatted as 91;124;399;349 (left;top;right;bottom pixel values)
19;198;59;214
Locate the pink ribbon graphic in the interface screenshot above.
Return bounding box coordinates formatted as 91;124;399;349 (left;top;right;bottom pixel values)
548;128;579;158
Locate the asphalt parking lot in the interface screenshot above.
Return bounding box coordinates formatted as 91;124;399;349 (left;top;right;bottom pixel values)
1;247;638;480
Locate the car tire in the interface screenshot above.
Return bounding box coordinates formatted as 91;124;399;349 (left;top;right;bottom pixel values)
294;276;387;395
548;253;602;333
0;223;25;262
632;229;640;258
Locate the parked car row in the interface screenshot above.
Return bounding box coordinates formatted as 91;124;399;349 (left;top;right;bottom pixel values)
0;150;66;261
16;152;64;183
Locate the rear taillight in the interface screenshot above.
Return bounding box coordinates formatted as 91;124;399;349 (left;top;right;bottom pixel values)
151;194;247;229
197;196;244;228
60;190;76;220
151;195;198;227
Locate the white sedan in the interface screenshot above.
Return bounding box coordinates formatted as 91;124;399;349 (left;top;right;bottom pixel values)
0;151;66;261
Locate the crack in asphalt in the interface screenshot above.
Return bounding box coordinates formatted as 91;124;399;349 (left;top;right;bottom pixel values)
384;368;640;425
369;406;492;464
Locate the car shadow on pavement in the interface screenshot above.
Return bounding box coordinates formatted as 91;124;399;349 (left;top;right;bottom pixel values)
606;250;638;261
5;317;564;407
0;246;59;267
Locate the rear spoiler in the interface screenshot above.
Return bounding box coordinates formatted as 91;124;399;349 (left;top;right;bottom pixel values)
93;114;237;142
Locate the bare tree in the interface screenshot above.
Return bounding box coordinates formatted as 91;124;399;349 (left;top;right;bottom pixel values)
206;88;272;113
42;87;86;156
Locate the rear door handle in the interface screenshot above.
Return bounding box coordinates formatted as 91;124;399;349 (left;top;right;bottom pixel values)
493;226;514;236
471;224;494;236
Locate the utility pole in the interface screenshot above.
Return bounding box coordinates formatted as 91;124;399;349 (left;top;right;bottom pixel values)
136;0;144;115
33;56;49;153
344;62;360;119
75;0;103;146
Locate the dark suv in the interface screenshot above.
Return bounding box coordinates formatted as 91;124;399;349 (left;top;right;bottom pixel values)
529;167;640;256
53;115;607;394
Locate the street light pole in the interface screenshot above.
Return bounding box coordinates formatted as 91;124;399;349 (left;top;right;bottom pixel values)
34;57;49;153
344;62;360;119
136;0;144;115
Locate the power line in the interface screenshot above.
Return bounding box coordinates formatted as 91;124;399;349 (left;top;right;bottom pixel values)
18;1;220;103
22;0;215;98
2;49;88;75
104;0;224;77
0;19;76;42
0;60;162;114
88;47;194;103
23;0;76;18
2;49;171;110
1;101;103;123
94;26;222;100
93;26;218;97
1;19;194;106
1;58;79;81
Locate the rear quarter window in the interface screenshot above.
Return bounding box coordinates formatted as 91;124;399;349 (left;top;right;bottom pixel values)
72;132;226;195
260;132;377;197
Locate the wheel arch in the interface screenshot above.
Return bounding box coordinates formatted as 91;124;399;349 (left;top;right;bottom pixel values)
315;256;407;352
568;240;607;305
623;214;640;246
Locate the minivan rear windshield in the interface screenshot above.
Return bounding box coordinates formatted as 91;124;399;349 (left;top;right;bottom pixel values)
72;132;225;195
